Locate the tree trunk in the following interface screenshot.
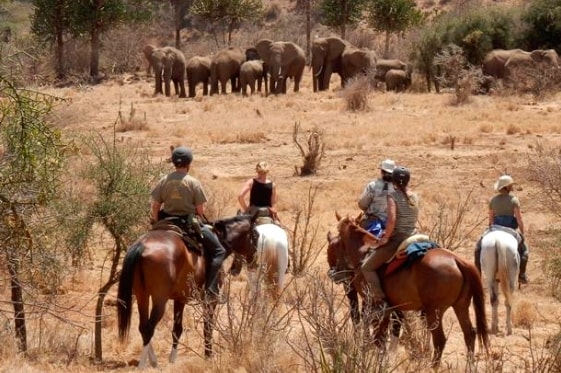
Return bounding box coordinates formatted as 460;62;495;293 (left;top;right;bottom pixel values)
89;0;103;81
305;0;311;61
8;251;27;353
384;31;391;58
175;28;180;49
94;279;117;362
54;0;65;79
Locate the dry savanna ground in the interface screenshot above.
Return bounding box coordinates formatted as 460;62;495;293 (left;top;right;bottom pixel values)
2;69;561;372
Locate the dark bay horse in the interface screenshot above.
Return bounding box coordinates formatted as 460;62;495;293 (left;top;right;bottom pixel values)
117;215;254;368
327;214;489;366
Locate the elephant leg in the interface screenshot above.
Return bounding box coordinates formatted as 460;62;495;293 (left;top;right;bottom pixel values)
164;79;171;97
188;79;196;98
220;79;227;94
257;78;262;92
250;81;255;95
179;81;186;98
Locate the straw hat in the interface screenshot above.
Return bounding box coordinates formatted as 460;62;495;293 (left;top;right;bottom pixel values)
379;159;396;173
494;175;514;191
256;161;269;174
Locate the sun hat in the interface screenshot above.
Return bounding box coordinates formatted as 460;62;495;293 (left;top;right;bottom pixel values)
494;175;514;192
256;161;269;174
379;159;396;173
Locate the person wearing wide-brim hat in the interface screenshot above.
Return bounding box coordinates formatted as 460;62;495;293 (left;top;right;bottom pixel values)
474;174;529;284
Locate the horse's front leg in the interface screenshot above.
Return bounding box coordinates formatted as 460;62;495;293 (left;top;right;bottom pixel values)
388;311;404;351
203;302;217;357
169;301;186;363
346;287;360;327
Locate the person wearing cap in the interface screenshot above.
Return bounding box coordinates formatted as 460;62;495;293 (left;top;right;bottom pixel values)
474;174;529;284
238;161;278;221
361;166;419;307
150;146;227;302
357;159;396;237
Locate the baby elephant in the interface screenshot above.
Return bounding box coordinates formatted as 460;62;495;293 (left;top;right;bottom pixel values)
385;69;412;92
239;60;264;96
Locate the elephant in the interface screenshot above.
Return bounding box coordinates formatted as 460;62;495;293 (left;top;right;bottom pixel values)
186;55;211;98
151;46;186;98
142;44;156;76
311;36;349;92
268;41;306;94
375;59;409;82
340;46;377;86
239;60;264;96
482;49;560;80
210;47;246;95
246;47;268;94
385;68;412;92
255;39;275;95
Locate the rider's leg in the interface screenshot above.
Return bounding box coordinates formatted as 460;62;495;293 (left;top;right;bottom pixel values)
200;225;227;301
518;237;529;284
360;239;399;302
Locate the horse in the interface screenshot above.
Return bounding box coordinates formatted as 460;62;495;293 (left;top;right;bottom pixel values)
480;228;520;335
327;213;489;366
117;214;255;368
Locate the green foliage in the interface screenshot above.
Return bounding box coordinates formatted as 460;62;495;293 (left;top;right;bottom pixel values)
192;0;263;44
31;0;72;44
319;0;367;36
365;0;423;34
522;0;561;52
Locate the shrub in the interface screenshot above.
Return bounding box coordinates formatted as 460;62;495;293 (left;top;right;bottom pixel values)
522;0;561;52
292;122;326;176
339;75;371;111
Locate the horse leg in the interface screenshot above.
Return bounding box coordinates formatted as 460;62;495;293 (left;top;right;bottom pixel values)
490;278;499;334
135;292;154;369
452;300;477;362
203;302;217;357
346;287;360;327
169;300;186;363
139;298;167;368
426;309;446;367
388;311;403;352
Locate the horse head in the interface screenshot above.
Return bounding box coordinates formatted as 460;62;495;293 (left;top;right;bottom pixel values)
212;214;256;263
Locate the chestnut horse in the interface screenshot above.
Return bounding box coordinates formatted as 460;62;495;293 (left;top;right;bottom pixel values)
327;214;489;366
117;215;255;368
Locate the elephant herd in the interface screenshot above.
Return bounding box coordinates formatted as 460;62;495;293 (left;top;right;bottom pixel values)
143;37;414;99
481;48;561;90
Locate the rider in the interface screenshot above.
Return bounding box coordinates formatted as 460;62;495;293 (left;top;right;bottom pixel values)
474;174;529;284
238;161;278;221
361;166;419;306
150;146;227;302
358;159;396;237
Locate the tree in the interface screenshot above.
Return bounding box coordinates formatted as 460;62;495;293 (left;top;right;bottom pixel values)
0;75;69;352
522;0;561;52
31;0;74;79
169;0;192;48
191;0;263;46
319;0;367;39
366;0;423;57
69;0;153;80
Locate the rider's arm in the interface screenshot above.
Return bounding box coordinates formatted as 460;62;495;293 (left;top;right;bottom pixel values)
488;207;494;228
196;203;205;216
357;185;371;211
514;206;524;235
379;196;396;245
237;179;253;211
150;200;161;223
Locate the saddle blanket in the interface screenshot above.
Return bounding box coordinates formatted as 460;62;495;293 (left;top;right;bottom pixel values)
385;234;439;276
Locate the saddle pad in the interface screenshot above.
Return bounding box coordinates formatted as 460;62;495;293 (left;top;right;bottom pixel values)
487;225;522;244
385;238;439;276
386;234;430;263
150;221;203;255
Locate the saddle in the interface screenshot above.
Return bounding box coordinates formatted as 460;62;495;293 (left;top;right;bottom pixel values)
384;234;439;276
150;217;204;255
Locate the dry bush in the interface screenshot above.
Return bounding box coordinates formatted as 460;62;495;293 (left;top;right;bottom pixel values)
64;38;92;75
292;122;325;176
216;131;267;144
116;102;148;132
506;123;521;135
526;142;561;219
289;183;323;275
506;65;561;100
102;25;151;74
339;76;371;112
418;190;483;251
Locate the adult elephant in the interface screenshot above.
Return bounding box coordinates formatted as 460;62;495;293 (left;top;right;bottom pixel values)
268;41;306;94
151;46;186;98
186;55;211;98
239;60;264;96
255;39;274;95
482;49;560;80
210;47;245;95
142;44;156;76
311;36;349;92
375;59;409;82
340;46;377;86
385;68;412;92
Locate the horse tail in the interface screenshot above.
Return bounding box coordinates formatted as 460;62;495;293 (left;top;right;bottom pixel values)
117;240;144;342
456;257;490;352
496;239;515;306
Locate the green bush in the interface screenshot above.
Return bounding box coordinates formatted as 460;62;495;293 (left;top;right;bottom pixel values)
522;0;561;52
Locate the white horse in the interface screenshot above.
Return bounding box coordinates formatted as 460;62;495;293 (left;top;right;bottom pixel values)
248;223;289;298
480;228;520;335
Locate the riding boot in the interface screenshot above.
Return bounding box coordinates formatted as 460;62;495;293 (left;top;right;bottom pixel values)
518;239;529;284
474;238;482;275
201;225;227;302
361;268;386;302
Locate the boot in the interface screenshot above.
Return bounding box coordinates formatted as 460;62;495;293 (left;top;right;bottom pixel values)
518;242;529;284
204;254;226;304
474;238;482;275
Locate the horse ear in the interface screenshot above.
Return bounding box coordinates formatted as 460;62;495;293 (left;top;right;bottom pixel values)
335;211;342;221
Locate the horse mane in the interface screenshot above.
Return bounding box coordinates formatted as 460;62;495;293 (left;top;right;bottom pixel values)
337;214;378;241
213;214;252;227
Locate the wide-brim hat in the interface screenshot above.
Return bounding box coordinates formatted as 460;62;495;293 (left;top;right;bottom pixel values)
379;159;396;173
494;175;515;191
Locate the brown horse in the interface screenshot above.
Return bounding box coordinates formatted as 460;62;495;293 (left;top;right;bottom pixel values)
117;215;254;368
327;214;489;366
